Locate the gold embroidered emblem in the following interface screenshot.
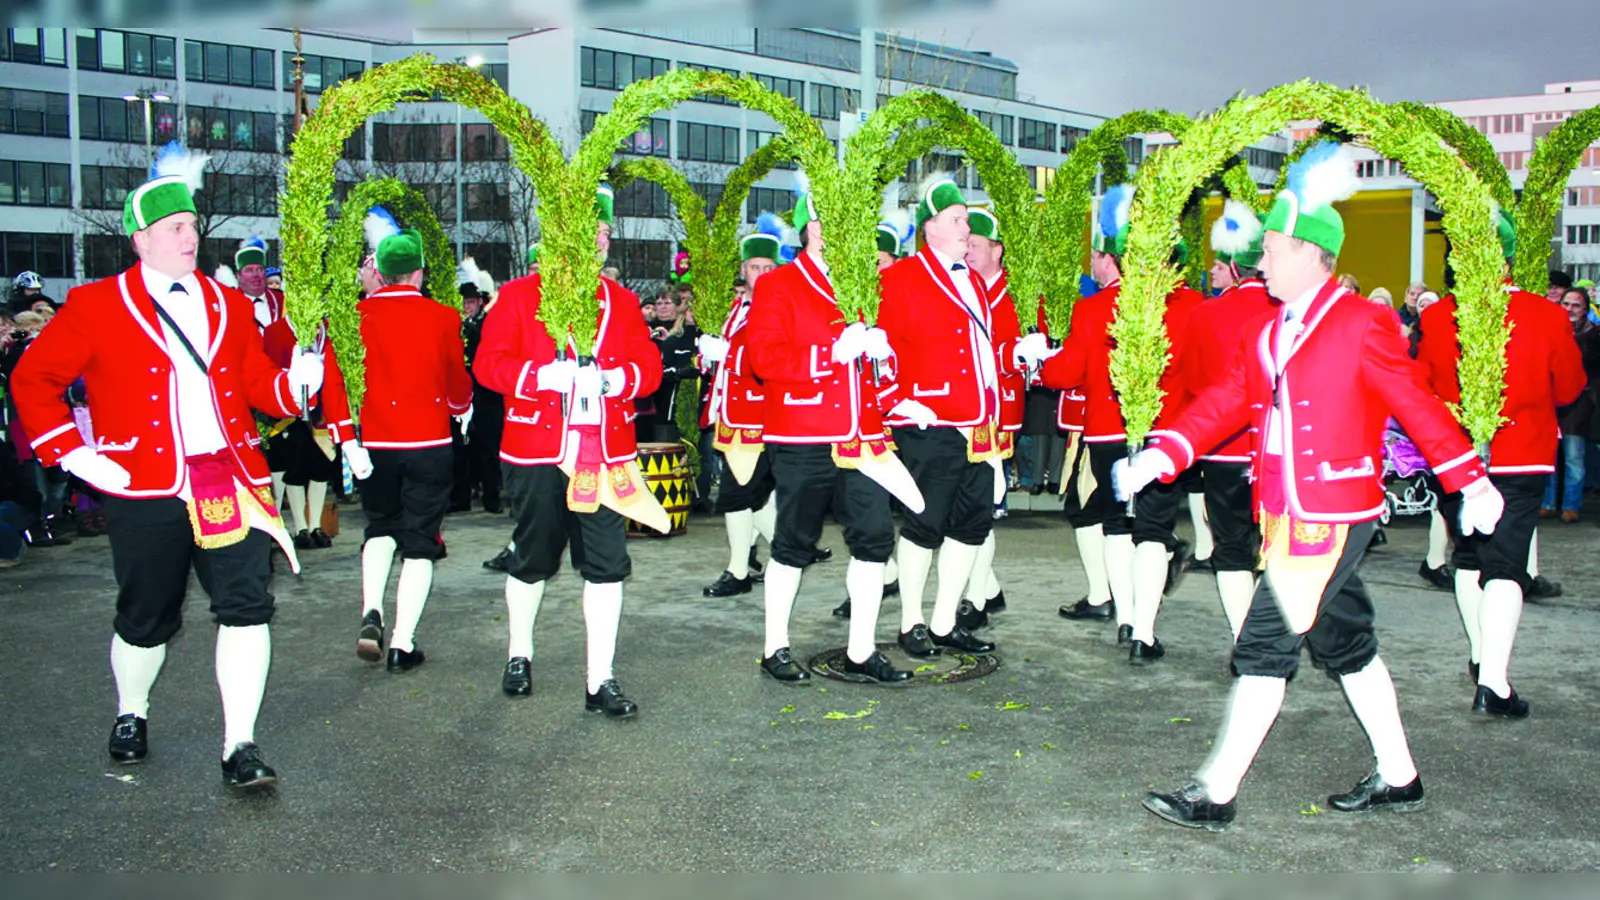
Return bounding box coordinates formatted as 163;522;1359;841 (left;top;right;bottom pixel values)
573;469;599;494
1293;521;1332;544
199;496;237;525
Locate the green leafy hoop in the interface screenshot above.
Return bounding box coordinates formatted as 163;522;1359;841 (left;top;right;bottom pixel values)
1516;105;1600;294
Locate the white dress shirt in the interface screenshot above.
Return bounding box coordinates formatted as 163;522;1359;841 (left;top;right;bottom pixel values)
141;266;228;456
930;246;997;391
1264;282;1321;457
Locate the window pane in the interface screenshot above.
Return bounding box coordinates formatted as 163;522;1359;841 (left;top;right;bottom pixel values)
208;109;228;147
12;29;41;64
254;48;273;88
16;163;44;205
581;47;594;86
43;29;66;65
232;109;253;149
154;36;176;78
185;40;202;80
46;164;69;206
255;112;276;152
153;102;177;141
78;95;101;140
230;45;252;86
126;32;152;74
614;53;632;88
205;43;228;83
76;29;100;69
0;163;13;203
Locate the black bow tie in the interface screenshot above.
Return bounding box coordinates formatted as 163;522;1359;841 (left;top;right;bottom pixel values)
952;263;967;272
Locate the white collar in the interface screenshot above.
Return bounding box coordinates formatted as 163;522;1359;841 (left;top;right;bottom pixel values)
1284;282;1320;320
929;246;969;275
141;265;201;301
805;250;829;276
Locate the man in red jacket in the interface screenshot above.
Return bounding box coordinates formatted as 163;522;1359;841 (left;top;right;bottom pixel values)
323;213;473;674
743;184;913;685
1417;210;1586;718
1026;184;1202;663
1180;200;1279;638
12;148;321;789
878;179;1023;657
473;185;664;717
1121;142;1504;830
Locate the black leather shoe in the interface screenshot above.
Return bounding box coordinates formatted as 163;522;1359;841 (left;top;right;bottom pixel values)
482;548;512;572
585;679;639;718
833;598;852;619
883;579;901;598
482;500;502;515
310;528;333;548
702;570;753;598
1468;660;1480;683
386;646;425;673
1472;684;1530;718
1418;561;1454;590
841;650;912;683
1117;624;1134;646
1059;598;1113;620
930;625;995;654
761;647;811;683
1129;638;1166;665
1045;481;1061;495
1527;575;1562;601
1328;771;1424;813
984;589;1003;612
292;530;315;550
898;624;940;658
955;599;989;632
809;545;833;564
221;742;278;790
1368;526;1388;548
1185;556;1215;574
356;609;384;662
502;657;532;696
1164;540;1191;596
747;548;763;577
108;714;148;764
1142;783;1235;832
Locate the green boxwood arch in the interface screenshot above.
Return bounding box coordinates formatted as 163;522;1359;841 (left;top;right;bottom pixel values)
281;54;565;345
1394;102;1516;210
322;178;459;420
610;156;711;298
703;134;799;328
1037;109;1193;336
1516;104;1600;293
1116;81;1506;448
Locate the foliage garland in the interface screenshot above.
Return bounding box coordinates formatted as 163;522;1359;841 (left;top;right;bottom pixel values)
1515;104;1600;294
1037;110;1192;337
1219;157;1271;215
610;156;712;308
321;178;459;421
702;134;798;332
282;54;564;352
573;68;834;351
1395;101;1516;210
1117;80;1507;451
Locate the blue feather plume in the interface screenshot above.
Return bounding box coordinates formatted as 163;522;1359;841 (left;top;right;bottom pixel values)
1098;183;1133;239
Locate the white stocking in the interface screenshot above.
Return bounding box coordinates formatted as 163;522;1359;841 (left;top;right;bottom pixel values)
390;558;433;653
752;500;777;545
306;481;328;532
1339;655;1418;788
762;562;803;656
1197;675;1287;803
111;634;166;719
896;537;934;632
1104;533;1136;627
216;623;270;757
1477;579;1524;697
1216;570;1256;641
361;536;397;616
965;532;998;608
1188;493;1214;562
284;484;308;534
724;510;755;579
1454;568;1484;664
1075;525;1111;606
845;558;885;663
581;581;624;692
505;576;545;660
1426;510;1449;569
930;538;981;636
1130;541;1168;644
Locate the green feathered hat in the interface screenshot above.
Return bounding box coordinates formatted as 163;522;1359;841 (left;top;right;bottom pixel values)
234;236;268;270
1263;141;1359;256
1494;205;1516;259
123;142;208;234
969;207;1000;242
876;206;913;257
742;212;787;263
1211;199;1265;268
376;229;425;276
916;175;966;227
1091;183;1133;256
525;243;540;266
596;184;615;226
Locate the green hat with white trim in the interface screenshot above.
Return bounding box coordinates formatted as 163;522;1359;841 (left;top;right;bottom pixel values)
1092;183;1133;256
596;184;615;226
969;208;1001;242
915;176;966;227
123;142;208;234
376;229;425;276
1263;141;1359;256
1494;205;1516;259
235;236;268;270
1211;199;1265;268
526;243;540;266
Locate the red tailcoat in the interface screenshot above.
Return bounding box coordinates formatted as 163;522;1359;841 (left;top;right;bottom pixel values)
1039;280;1202;442
1180;278;1278;462
699;293;765;432
744;251;889;444
979;269;1027;432
322;285;472;449
12;263;298;497
248;287;297;369
474;273;662;465
1148;278;1486;523
1416;284;1586;474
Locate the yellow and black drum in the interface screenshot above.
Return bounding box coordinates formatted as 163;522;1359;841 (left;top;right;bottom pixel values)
626;442;692;538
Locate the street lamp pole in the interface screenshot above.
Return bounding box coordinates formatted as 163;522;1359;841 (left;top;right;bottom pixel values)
123;89;172;169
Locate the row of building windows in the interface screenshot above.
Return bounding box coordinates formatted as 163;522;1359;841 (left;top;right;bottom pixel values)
370;122;513;163
1;29;67;66
0;160;71;208
1568;224;1600;246
0;90;71;138
580;47;670;92
185;38;276;90
1568;187;1600;207
608;237;673;288
3;232;73;279
581;110;672;158
1499;150;1529;171
1357;158;1405;179
1464;113;1527;136
76;29;178;78
971;110;1013;146
679;121;740;163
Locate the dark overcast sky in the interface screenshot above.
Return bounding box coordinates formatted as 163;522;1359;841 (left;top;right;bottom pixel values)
892;0;1598;118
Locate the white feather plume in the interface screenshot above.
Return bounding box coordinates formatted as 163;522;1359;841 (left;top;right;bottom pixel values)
1211;199;1263;257
474;270;496;297
457;254;484;288
213;264;237;288
1290;142;1360;214
915;170;959;209
880;205;914;246
364;207;401;251
152;142;210;192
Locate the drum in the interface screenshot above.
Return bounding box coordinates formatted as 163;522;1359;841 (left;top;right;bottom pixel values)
626;442;692;538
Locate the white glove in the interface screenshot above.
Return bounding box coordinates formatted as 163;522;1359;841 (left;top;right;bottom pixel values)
863;327;893;363
60;446;132;492
1459;477;1504;536
572;364;604;401
1014;333;1058;368
697;334;730;365
602;367;628;398
536;358;579;394
287;349;324;401
342;441;374;481
890;398;938;429
455;405;473;439
1111;449;1175;501
831;322;870;364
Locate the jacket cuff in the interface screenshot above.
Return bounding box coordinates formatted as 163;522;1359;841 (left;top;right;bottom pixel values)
30;422;86;466
1435;449;1487;493
514;361;539;401
1146;430;1195;476
329;419;355;444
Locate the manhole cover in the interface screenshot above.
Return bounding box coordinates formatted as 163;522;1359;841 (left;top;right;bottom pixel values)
806;643;1000;685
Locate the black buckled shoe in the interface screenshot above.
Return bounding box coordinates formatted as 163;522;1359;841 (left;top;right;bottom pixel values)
761;647;811;683
502;657;532;696
930;625;995;654
955;599;989;632
1058;598;1113;620
386;646;425;673
832;598;852;619
292;530;315;550
585;679;639;718
1116;624;1134;646
221;742;278;790
1185;556;1215;574
1164;540;1191;596
840;650;912;684
310;528;333;548
1142;783;1235;832
1328;771;1424;813
1472;684;1530;719
1129;637;1166;665
1417;560;1455;590
983;590;1003;613
482;548;513;572
809;546;833;564
898;624;940;658
356;609;384;662
1527;575;1562;601
703;570;753;598
108;714;148;764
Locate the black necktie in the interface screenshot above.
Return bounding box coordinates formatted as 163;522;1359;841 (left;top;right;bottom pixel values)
169;282;187;294
952;263;966;272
